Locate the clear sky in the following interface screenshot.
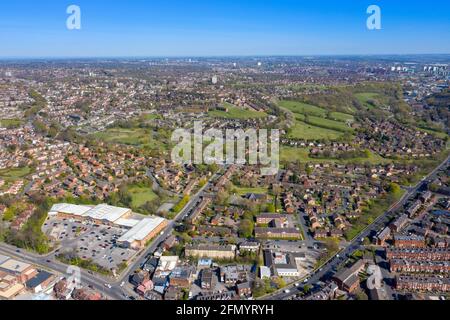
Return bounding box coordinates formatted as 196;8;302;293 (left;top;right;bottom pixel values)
0;0;449;57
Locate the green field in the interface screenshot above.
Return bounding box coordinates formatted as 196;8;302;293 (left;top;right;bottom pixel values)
128;185;159;208
233;186;269;196
355;93;381;109
278;100;327;117
288;120;345;140
141;113;160;121
307;116;354;133
0;119;23;129
92;128;168;151
280;147;390;165
208;103;267;119
416;127;449;140
329;112;355;123
0;167;31;182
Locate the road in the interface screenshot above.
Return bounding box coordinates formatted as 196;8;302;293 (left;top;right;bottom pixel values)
0;170;223;300
0;241;123;300
101;169;223;299
263;155;449;300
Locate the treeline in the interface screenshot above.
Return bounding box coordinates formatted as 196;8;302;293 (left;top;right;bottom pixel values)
289;82;412;122
1;194;53;254
310;149;371;160
24;90;47;119
426;89;450;108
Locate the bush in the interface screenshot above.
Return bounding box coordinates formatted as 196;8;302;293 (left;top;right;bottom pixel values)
172;196;190;214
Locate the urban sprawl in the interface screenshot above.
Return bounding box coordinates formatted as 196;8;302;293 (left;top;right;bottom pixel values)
0;56;449;301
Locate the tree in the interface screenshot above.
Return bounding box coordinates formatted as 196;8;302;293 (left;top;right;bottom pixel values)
303;284;312;294
216;191;229;206
266;203;276;213
273;277;286;289
324;238;339;253
387;183;401;195
238;219;254;238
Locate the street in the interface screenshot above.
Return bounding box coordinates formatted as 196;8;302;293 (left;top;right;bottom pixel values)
263;155;450;300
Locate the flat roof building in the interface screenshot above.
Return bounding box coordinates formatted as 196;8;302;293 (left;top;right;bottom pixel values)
0;259;37;283
185;244;236;260
26;271;54;293
49;203;132;225
117;217;167;250
0;254;10;265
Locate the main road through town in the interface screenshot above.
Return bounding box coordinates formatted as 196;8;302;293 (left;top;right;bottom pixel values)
0;170;223;300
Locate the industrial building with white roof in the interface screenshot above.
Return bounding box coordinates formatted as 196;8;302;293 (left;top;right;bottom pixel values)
49;203;167;249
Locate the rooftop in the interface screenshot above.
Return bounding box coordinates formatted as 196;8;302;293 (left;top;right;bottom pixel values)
118;216;166;243
0;259;32;274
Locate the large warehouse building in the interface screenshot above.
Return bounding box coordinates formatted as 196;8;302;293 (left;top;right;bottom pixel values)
117;217;168;250
49;203;167;249
49;203;132;225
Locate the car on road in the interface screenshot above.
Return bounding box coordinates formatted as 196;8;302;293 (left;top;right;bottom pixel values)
284;289;291;294
104;284;112;289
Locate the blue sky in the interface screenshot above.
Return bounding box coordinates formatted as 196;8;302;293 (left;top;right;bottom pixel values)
0;0;449;57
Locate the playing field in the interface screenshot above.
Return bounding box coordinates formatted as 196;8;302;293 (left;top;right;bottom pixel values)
0;166;31;182
355;92;380;109
278;100;328;117
288;120;345;140
329;112;355;123
307;116;354;133
0;119;23;129
141;113;160;121
93;128;168;151
208;103;267;119
233;186;269;196
128;185;159;208
280;147;390;165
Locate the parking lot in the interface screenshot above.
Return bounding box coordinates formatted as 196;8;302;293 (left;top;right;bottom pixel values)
43;217;137;272
76;224;135;270
43;217;88;242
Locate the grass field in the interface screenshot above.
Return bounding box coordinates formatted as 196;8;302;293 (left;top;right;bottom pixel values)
329;112;355;123
141;113;160;121
288;119;345;140
0;119;23;129
278;100;327;117
416;127;449;140
355;93;380;109
93;128;168;151
233;186;269;196
280;147;390;165
307;116;354;133
0;167;31;182
208;103;267;119
128;185;159;208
